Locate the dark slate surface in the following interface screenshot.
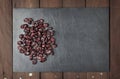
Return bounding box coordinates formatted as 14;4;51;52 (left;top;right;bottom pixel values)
13;8;109;72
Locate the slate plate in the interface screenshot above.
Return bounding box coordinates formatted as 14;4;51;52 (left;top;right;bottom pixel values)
13;8;109;72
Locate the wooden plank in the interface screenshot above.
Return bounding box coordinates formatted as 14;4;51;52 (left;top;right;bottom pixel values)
13;72;26;79
25;72;40;79
13;0;40;79
63;0;86;79
13;0;40;8
111;0;120;8
64;72;87;79
87;72;109;79
0;0;12;79
63;0;85;7
40;0;62;79
41;72;62;79
40;0;62;8
86;0;109;7
110;0;120;79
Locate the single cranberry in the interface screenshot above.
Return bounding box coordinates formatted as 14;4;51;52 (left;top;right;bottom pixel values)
25;52;31;56
52;44;57;48
18;47;26;53
40;57;46;62
17;41;23;45
17;46;22;50
32;53;37;57
24;18;29;22
20;25;24;29
25;46;31;52
48;27;53;30
40;19;44;23
46;50;52;55
43;23;49;27
25;40;31;46
42;44;45;47
32;59;37;65
48;46;52;50
34;21;39;26
29;56;33;60
28;18;33;22
19;49;25;53
50;37;55;42
50;30;55;36
19;34;24;39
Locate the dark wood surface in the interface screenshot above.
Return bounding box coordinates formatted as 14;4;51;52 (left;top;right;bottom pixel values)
63;0;85;7
0;0;119;79
40;0;62;8
86;0;109;7
0;0;12;79
110;0;120;79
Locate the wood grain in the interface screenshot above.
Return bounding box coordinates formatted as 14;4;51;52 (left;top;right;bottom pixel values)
13;0;40;79
0;0;12;79
40;0;62;8
40;0;62;79
86;0;109;7
87;72;109;79
64;72;87;79
13;72;26;79
63;0;85;7
25;72;40;79
41;72;62;79
110;0;120;79
111;0;120;8
13;0;40;8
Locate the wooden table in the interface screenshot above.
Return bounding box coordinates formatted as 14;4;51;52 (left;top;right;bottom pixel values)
0;0;120;79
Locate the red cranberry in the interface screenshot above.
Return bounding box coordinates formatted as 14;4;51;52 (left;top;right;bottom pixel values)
28;18;33;22
43;23;49;27
50;37;55;42
24;18;29;22
25;52;31;56
18;18;57;64
46;50;52;55
40;57;46;62
26;46;31;52
50;30;55;36
30;56;33;60
17;46;22;50
52;44;57;48
32;59;37;65
17;41;23;45
18;47;26;53
48;27;53;30
40;19;44;23
19;34;24;39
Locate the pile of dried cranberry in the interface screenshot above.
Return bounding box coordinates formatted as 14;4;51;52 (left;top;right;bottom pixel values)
17;18;57;64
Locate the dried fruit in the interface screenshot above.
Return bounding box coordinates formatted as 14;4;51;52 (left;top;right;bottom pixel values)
17;18;57;64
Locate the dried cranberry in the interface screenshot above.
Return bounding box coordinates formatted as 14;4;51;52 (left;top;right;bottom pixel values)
40;19;44;23
32;59;37;65
17;18;57;64
25;52;31;56
17;41;23;45
43;23;49;27
19;34;24;39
